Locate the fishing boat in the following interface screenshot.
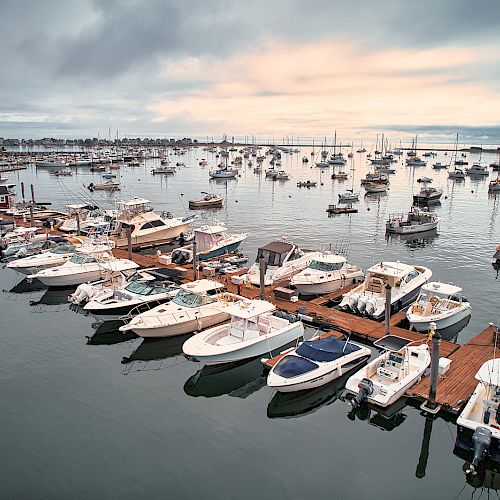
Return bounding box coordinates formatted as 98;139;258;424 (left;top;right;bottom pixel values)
111;198;195;247
290;253;363;296
31;239;138;287
182;299;304;365
385;207;440;235
188;193;223;209
339;261;432;320
246;239;320;286
449;168;466;180
456;359;500;474
413;185;443;204
119;279;242;338
344;335;431;407
406;282;471;332
82;268;180;321
168;224;248;265
267;336;371;392
87;181;120;192
360;172;389;185
466;164;489;177
6;240;81;275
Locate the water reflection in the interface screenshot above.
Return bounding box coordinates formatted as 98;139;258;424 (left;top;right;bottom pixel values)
122;335;189;364
7;277;47;294
29;287;75;306
346;397;408;431
184;357;266;399
385;228;439;250
267;371;352;419
87;326;137;346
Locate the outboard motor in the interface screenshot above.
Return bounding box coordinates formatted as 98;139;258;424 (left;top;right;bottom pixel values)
466;426;492;475
357;296;367;314
351;378;373;408
348;294;359;311
15;246;28;259
365;298;377;317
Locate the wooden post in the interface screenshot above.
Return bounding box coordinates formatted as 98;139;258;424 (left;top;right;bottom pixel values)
259;256;266;300
192;240;198;280
127;225;132;261
428;323;440;407
384;283;392;336
76;211;81;236
415;415;434;479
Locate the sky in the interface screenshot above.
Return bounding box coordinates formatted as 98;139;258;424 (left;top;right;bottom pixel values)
1;0;500;142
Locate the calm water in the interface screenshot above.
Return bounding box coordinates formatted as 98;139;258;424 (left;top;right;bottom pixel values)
1;145;499;498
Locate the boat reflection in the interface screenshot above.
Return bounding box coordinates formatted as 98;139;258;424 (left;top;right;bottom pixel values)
345;397;408;431
8;277;47;293
385;228;438;250
454;445;500;490
184;357;266;399
122;334;189;364
267;371;352;419
29;287;75;306
86;320;137;345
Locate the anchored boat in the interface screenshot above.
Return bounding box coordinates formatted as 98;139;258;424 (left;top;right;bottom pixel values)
385;207;440;235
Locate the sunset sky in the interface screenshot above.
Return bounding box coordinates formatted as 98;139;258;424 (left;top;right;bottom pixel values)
1;0;500;141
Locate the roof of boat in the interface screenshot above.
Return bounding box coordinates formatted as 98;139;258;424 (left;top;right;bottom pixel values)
195;224;227;234
179;279;224;293
76;244;113;254
374;335;413;352
11;226;39;233
312;253;347;264
119;198;151;207
476;359;500;386
259;240;295;254
67;204;89;209
367;261;415;277
222;299;276;319
422;282;462;296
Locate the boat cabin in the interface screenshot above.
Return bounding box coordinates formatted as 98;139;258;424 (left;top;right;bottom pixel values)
411;282;466;315
256;241;300;267
363;262;422;293
0;185;15;210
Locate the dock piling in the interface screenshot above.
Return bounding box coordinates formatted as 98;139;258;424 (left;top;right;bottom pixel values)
421;322;441;414
193;240;198;280
385;283;392;335
259;256;265;300
127;226;132;261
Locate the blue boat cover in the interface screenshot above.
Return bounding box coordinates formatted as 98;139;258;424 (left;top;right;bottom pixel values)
296;338;361;362
273;355;319;378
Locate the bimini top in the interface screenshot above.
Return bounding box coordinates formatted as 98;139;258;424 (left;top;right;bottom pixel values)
222;299;276;319
312;253;347;265
259;241;294;254
476;359;500;386
195;224;227;234
422;282;462;297
374;335;413;352
296;337;361;362
179;279;225;294
367;261;415;278
120;198;151;207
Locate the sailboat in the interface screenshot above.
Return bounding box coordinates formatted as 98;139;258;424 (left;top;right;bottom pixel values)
449;134;466;180
339;165;360;202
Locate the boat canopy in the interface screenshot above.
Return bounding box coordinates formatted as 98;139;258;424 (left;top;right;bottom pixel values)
374;335;413;352
421;282;462;297
476;359;500;386
180;279;224;294
222;299;275;319
367;261;415;278
297;337;361;362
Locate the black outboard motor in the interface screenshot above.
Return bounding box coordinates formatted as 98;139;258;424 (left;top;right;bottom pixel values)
351;378;374;408
494;246;500;261
466;426;492;475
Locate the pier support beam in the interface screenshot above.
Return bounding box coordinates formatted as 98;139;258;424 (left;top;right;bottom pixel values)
193;240;198;280
421;322;442;415
127;226;132;261
259;256;265;300
384;283;392;336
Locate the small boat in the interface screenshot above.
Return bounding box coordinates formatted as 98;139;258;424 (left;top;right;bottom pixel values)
53;170;73;177
269;170;290;180
315;162;329;168
466;164;489;177
188;193;223;209
489;178;500;192
339;261;432;320
331;171;348;180
456;359;500;474
344;335;431;407
101;173;117;180
406;281;471;332
406;157;427;167
297;181;317;188
119;279;242;338
302;157;309;163
209;167;238;178
246;239;320;286
417;177;432;183
385;207;440;235
182;300;304;365
326;203;358;214
448;168;466;180
413;185;443;204
151;166;176;175
433;162;448;169
290;253;363;296
490;163;500;171
455;159;468;166
87;181;120;192
364;182;388;194
338;190;359;202
267;336;371;392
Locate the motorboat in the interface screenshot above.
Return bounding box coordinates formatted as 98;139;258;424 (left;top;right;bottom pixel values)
466;164;489;177
31;240;138;287
151;166;176;174
209;167;238;178
413;185;443;204
290;253;364;296
82;268;180;321
267;336;371;392
168;224;248;265
188;193;223;209
364;182;388;194
456;359;500;474
36;157;68;168
119;279;242;338
406;157;427;167
449;168;466;180
344;335;430;407
58;204;112;234
246;239;320;286
6;240;81;275
433;162;449;169
87;181;121;191
385;207;440;235
270;170;290;180
489;178;500;192
338;190;359;202
406;282;471;332
360;172;389;185
111;198;195;247
0;227;49;258
339;261;432;320
182;299;304;365
417;177;432;183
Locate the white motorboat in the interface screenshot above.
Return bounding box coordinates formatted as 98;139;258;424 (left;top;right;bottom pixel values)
182;300;304;365
406;282;471;332
119;279;242;338
448;168;466;180
339;190;359;202
466;164;489;177
385;207;440;235
456;359;500;474
0;227;49;257
6;240;81;275
345;335;430;407
111;198;195;247
290;253;364;296
413;185;443;204
209;167;238;178
36;157;68;168
168;224;248;265
267;336;371;392
246;239;320;286
188;193;223;209
82;268;180;321
339;261;432;320
31;240;138;287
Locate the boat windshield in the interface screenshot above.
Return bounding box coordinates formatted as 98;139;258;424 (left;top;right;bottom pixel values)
52;244;74;254
69;254;97;264
125;282;154;295
309;260;343;272
172;290;214;308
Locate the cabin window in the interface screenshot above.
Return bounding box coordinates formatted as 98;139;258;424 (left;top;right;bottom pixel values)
0;196;5;203
141;220;166;229
404;270;420;283
125;282;152;295
309;260;343;272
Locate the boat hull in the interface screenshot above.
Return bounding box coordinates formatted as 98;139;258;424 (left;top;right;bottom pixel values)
386;221;439;234
113;221;191;247
292;273;363;296
408;306;471;332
